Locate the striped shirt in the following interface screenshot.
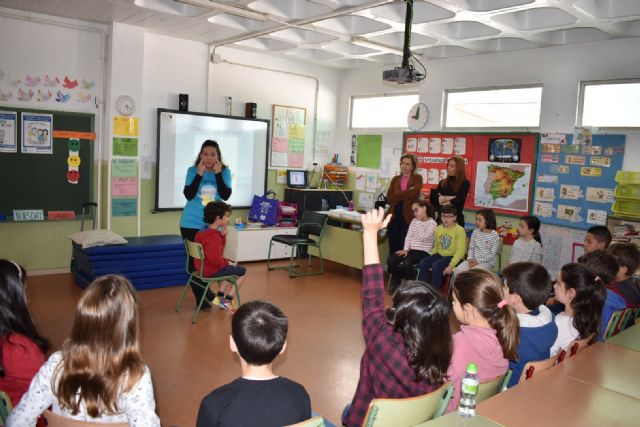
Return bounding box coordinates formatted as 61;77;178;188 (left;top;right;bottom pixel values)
403;218;437;253
467;229;501;268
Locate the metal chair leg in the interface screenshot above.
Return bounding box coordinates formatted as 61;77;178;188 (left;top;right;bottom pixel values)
267;238;274;270
176;277;193;312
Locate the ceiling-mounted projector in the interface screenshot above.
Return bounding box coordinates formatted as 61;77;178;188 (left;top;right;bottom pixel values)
383;0;425;84
383;67;423;84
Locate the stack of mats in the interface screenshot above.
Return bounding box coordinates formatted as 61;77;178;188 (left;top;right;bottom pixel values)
71;235;189;290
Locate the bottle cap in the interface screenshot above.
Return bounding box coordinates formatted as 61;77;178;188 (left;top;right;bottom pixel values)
466;362;478;374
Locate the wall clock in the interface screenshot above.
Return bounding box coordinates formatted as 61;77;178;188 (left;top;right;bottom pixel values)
407;102;428;131
116;94;136;116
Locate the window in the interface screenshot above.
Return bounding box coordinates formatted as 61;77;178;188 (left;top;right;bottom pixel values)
350;93;418;129
579;80;640;128
444;85;542;128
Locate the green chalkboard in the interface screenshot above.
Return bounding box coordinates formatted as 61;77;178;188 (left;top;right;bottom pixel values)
0;107;94;218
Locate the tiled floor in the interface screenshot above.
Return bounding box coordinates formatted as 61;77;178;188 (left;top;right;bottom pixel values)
27;260;376;426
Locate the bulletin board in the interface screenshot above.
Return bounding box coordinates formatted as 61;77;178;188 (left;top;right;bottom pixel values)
532;133;625;230
403;132;538;216
270;104;306;169
0;106;94;218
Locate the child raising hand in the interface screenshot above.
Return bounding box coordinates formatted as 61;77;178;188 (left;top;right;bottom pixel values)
342;208;452;427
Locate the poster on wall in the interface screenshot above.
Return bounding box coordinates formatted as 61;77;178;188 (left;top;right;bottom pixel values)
403;132;537;216
0;110;17;152
532;134;625;230
270;104;306;168
21;112;52;154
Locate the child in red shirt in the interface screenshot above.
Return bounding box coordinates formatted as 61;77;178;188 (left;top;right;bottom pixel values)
195;201;247;312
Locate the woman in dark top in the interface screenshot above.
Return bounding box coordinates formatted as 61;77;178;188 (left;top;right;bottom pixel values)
430;155;470;227
386;154;423;253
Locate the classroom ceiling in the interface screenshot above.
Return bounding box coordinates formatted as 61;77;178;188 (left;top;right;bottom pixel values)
2;0;640;70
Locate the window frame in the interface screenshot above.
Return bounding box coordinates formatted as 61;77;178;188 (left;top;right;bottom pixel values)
349;92;419;130
577;78;640;130
442;83;543;131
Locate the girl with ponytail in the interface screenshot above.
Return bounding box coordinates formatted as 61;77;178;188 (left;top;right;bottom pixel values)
507;215;543;265
550;263;606;355
446;269;519;412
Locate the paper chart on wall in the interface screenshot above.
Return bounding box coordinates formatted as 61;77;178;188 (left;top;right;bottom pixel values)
21;112;52;154
0;110;17;152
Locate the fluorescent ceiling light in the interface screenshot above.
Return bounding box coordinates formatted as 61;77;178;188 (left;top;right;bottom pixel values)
177;0;268;21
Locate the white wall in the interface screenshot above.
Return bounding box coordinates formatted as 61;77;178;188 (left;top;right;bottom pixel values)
210;46;342;168
336;37;640;169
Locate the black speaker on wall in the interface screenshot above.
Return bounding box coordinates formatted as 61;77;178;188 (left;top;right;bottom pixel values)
178;93;189;111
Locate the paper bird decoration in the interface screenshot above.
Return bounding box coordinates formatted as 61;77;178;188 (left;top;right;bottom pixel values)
18;88;34;101
38;89;53;101
63;76;78;89
76;91;92;103
44;75;60;87
81;79;95;90
56;90;71;103
24;74;41;87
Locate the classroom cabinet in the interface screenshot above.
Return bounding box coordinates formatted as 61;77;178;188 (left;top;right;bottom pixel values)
224;226;297;263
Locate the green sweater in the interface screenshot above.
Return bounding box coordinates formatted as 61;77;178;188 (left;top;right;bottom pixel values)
433;224;467;267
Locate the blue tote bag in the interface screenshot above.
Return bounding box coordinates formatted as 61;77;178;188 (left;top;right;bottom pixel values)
248;191;280;226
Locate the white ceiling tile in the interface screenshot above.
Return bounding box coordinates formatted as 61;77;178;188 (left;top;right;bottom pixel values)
285;48;343;60
247;0;331;20
492;7;578;31
327;58;377;69
367;31;437;49
233;36;297;51
429;21;501;39
622;19;640;36
322;41;380;55
368;1;455;24
536;27;612;45
446;0;534;13
133;0;208;17
269;28;339;44
574;0;640;20
208;13;278;31
415;45;476;59
368;53;403;64
314;15;391;36
469;37;538;51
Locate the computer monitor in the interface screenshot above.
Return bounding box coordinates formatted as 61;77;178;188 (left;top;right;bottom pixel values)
287;169;308;188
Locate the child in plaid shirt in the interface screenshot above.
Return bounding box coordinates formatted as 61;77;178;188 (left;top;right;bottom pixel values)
342;208;452;427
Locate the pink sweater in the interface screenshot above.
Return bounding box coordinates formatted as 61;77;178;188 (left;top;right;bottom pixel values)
446;325;508;412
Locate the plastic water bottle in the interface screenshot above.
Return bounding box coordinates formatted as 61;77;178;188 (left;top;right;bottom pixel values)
458;362;479;418
320;196;329;211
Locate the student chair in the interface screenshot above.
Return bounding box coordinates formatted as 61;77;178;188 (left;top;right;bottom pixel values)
267;210;328;278
619;305;640;331
476;370;511;403
361;382;453;427
568;333;595;357
519;351;565;383
42;410;127;427
0;390;12;426
603;308;627;339
176;240;240;324
285;416;326;427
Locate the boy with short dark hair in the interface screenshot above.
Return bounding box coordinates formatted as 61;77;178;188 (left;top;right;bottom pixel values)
502;262;558;387
578;250;626;340
194;201;247;312
196;300;311;427
609;243;640;306
584;226;612;254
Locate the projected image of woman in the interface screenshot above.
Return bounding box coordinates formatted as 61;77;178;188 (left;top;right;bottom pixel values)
179;140;232;306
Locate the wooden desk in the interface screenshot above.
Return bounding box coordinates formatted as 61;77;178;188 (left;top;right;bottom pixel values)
477;368;640;427
558;342;640;400
608;323;640;352
414;413;504;427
